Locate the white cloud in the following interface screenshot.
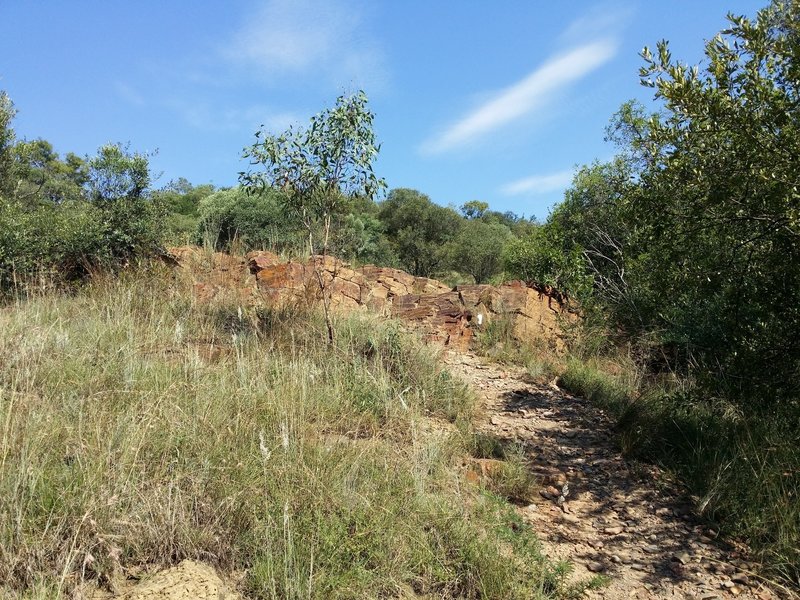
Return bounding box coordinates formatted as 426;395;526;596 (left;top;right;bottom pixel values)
421;39;617;155
224;0;385;88
500;169;575;196
168;99;300;133
558;3;634;45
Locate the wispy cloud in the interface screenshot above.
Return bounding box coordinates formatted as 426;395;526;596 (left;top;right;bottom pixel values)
558;3;634;45
500;169;575;196
167;99;300;133
421;39;617;155
224;0;385;89
114;82;145;107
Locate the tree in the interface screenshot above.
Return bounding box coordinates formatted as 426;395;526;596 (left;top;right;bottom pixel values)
240;91;385;343
9;139;87;205
379;188;463;277
620;0;800;398
196;186;301;251
503;223;592;299
331;211;397;266
87;143;151;203
153;179;216;245
0;91;16;198
449;220;511;283
0;95;164;288
460;200;488;220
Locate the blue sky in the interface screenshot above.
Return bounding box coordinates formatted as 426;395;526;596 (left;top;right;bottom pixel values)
0;1;764;220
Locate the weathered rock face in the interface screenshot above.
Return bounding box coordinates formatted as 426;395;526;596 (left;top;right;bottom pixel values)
168;246;575;352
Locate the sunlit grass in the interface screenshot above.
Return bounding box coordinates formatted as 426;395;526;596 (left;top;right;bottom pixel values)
0;266;572;598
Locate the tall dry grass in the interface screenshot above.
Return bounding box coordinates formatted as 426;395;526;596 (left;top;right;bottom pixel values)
0;266;574;599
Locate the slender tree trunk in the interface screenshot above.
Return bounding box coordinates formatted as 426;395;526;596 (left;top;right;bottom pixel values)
305;211;335;345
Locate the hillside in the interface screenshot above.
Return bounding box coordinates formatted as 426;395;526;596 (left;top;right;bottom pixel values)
0;255;789;599
1;1;799;596
0;262;580;599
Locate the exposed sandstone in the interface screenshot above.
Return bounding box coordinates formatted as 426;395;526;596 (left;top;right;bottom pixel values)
115;560;240;599
168;246;575;351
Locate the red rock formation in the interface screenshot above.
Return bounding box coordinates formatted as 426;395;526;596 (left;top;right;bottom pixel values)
168;247;575;352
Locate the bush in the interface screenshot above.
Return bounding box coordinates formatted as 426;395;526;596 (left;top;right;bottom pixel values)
154;180;215;246
0;133;166;291
0;195;164;290
196;187;302;252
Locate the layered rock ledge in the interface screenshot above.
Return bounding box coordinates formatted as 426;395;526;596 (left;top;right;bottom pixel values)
168;247;576;352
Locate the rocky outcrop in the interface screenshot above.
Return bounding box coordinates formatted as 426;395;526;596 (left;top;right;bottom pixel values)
168;246;575;352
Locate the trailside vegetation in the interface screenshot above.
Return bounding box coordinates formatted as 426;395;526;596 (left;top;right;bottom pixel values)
505;1;800;583
0;94;165;290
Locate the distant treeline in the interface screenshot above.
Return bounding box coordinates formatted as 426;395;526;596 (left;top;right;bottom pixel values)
164;183;537;282
0;93;539;288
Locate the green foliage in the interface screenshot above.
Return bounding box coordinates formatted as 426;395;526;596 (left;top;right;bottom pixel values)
518;0;800;402
0;102;164;290
0;198;104;284
154;177;215;242
0;91;15;198
621;1;800;401
86;143;151;203
450;219;512;283
197;186;302;252
502;3;800;581
503;224;591;299
241;91;385;256
379;188;463;277
460;200;489;219
156;177;214;216
8;139;87;205
330;211;398;266
241;91;386;342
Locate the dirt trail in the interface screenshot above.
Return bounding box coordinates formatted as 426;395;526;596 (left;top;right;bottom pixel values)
444;350;785;600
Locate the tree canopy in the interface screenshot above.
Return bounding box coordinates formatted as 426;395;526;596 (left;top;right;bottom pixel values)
379;188;463;277
511;0;800;407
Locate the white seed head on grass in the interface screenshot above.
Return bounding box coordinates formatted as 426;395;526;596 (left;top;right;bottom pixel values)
174;321;184;345
259;430;272;461
280;421;290;451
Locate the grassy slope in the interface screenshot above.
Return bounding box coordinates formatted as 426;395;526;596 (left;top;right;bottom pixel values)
0;266;578;599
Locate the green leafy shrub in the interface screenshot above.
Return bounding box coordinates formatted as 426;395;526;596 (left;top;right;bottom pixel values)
0;125;165;291
197;187;302;252
0;193;163;290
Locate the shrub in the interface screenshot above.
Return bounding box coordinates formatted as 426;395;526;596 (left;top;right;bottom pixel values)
196;187;302;252
0;136;165;291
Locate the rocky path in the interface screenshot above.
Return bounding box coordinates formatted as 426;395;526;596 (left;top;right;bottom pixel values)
444;351;786;600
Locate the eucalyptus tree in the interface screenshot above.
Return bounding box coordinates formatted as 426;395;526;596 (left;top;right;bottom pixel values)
240;91;385;343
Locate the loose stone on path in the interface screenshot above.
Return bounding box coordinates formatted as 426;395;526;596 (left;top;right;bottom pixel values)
446;350;780;600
